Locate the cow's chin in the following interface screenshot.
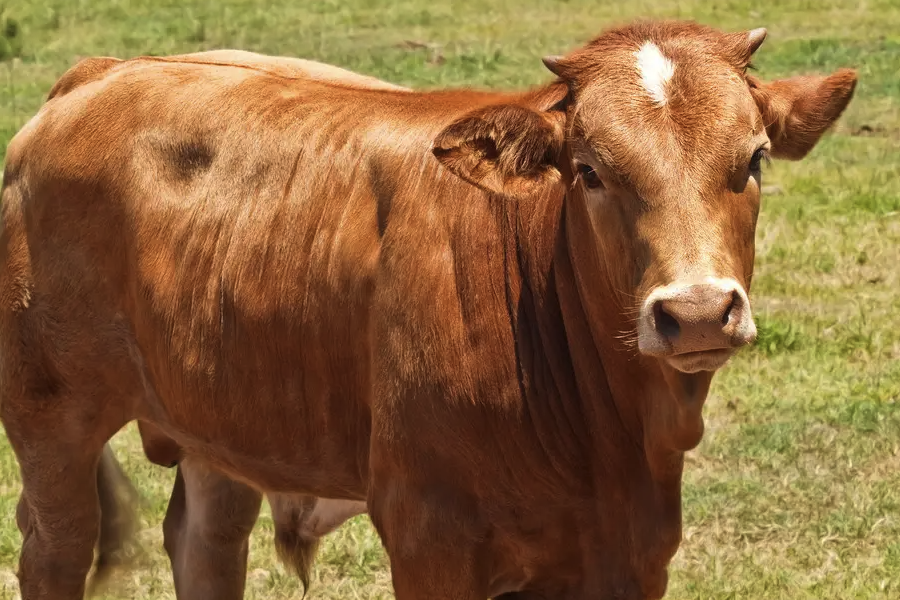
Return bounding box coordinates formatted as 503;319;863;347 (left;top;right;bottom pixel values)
664;348;735;374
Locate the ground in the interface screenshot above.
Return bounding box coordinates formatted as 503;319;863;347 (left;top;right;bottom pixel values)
0;0;898;598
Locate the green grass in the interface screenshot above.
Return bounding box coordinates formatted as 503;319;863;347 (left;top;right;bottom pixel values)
0;0;898;598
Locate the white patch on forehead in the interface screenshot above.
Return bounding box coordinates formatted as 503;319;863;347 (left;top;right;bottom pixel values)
634;42;675;106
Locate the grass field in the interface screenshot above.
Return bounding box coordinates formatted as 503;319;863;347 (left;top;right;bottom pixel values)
0;0;898;598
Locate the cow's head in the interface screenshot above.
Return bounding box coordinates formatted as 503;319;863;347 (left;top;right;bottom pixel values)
433;21;856;374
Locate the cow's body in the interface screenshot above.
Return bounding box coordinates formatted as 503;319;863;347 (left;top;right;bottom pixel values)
1;20;855;600
38;49;410;599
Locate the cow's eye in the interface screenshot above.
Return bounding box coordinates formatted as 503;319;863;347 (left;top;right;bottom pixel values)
749;147;770;175
577;163;604;190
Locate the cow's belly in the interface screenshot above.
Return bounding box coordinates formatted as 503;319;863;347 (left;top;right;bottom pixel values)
129;274;375;497
141;391;372;499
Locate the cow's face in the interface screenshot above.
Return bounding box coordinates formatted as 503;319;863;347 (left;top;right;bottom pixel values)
434;21;856;374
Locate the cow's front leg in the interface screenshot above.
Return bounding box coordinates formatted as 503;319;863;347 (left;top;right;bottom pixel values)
369;477;489;600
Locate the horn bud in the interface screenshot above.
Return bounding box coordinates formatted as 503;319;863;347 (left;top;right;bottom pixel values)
747;27;768;55
542;55;568;78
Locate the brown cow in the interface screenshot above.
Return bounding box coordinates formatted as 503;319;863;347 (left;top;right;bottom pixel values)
43;49;408;598
0;20;855;600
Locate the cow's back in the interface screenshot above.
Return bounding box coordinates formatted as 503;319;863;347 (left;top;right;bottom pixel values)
163;50;409;91
47;50;407;101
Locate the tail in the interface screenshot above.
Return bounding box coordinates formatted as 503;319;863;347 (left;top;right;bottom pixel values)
270;495;321;596
86;444;143;596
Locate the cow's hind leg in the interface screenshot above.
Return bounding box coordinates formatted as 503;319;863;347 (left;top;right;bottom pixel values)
0;295;147;599
162;458;262;600
4;404;125;600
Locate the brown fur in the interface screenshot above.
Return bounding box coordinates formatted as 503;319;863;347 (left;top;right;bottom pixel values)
0;20;855;600
36;49;410;599
46;57;123;100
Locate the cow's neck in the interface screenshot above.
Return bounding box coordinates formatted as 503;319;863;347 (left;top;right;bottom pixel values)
537;186;716;589
496;184;687;591
559;189;712;470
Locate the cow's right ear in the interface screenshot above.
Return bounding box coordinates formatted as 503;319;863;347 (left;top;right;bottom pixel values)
432;104;564;198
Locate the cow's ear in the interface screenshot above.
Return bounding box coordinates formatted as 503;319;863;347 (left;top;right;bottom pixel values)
749;69;857;160
432;104;565;198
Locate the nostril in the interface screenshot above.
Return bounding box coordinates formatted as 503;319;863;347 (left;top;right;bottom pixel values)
653;300;681;340
722;290;742;326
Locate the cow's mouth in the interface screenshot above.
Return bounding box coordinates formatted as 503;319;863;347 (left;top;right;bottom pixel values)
665;348;735;373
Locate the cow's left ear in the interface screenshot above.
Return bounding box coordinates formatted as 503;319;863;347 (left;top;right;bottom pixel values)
432;104;565;198
749;69;857;160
